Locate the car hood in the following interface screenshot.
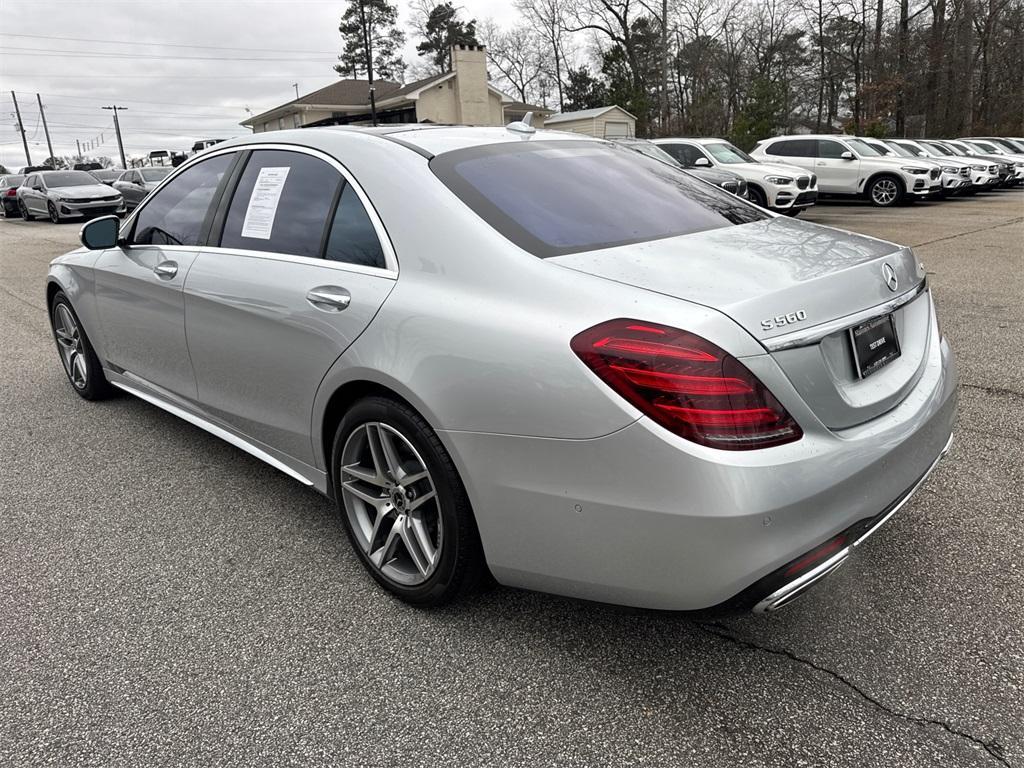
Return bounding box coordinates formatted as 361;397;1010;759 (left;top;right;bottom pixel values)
685;167;743;185
867;157;932;172
50;184;120;198
730;161;811;179
550;215;922;347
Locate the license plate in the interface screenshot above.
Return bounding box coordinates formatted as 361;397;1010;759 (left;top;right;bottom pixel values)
849;314;901;378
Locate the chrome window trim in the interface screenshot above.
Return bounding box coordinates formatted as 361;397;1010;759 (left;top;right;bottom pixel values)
197;246;398;280
118;141;398;274
764;278;928;352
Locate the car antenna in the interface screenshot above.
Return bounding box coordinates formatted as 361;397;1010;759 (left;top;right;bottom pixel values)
506;112;535;135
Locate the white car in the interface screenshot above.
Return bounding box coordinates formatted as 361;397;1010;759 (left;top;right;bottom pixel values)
16;170;126;223
861;138;972;195
887;139;996;192
959;138;1024;183
652;137;817;215
752;135;940;207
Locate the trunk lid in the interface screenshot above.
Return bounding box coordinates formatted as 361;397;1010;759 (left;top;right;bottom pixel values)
551;217;931;430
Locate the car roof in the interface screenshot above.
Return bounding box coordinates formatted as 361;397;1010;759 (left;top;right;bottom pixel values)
654;137;732;145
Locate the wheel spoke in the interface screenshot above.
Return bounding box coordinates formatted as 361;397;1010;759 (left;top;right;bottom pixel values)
401;469;429;486
400;516;434;576
407;489;436;512
375;424;405;480
369;515;402;567
342;462;385;487
364;424;389;480
342;479;386;507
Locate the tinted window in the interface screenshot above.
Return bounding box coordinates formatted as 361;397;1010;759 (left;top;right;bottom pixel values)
765;139;815;157
660;143;708;167
431;141;767;258
133;153;233;246
817;140;848;159
220;149;341;258
141;168;171;182
324;184;386;268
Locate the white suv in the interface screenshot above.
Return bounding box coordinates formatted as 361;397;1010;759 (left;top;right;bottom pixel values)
751;135;939;207
652;137;818;215
860;138;972;195
888;138;997;192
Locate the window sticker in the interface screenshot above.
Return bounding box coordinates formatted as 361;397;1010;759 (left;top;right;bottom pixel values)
241;166;290;240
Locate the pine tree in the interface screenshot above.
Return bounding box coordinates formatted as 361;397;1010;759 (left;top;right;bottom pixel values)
334;0;405;82
415;2;479;73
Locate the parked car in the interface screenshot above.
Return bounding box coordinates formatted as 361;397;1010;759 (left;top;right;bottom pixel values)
752;135;939;207
17;170;125;223
652;137;817;214
859;137;971;196
19;165;50;174
191;139;225;154
112;167;172;210
929;140;1015;187
612;137;749;198
958;139;1024;184
89;168;125;186
0;174;26;216
46;126;956;612
886;139;995;193
73;162;104;171
912;140;1001;190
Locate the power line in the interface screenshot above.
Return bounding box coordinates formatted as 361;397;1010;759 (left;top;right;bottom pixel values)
0;46;337;62
4;74;330;79
0;31;339;54
10;90;252;109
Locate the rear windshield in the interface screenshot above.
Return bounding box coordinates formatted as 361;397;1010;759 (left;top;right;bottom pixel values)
431;141;766;258
43;171;97;187
3;175;25;186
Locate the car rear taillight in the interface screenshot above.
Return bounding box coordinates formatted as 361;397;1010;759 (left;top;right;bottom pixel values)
571;319;802;450
5;189;15;196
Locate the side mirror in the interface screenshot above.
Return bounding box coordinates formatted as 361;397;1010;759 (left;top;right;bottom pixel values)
694;156;712;167
840;151;855;160
80;215;121;250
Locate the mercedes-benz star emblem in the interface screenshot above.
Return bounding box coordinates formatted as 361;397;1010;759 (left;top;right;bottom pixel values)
882;263;899;292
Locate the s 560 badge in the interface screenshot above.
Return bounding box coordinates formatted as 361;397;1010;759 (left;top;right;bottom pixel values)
761;310;808;331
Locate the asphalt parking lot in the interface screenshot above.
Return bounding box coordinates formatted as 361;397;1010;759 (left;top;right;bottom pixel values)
2;190;1022;767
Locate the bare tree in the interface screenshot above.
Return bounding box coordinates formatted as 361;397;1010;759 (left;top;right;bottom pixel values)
516;0;573;110
487;26;551;103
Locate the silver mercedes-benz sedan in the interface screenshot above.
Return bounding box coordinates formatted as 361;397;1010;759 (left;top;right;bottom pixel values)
46;125;957;613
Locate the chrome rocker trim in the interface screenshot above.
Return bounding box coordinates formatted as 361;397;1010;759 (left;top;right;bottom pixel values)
753;432;953;614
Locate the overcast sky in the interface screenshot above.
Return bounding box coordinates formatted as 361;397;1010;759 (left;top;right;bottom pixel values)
0;0;523;170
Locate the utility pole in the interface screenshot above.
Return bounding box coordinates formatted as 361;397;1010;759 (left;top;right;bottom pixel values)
76;139;82;160
357;0;377;126
102;105;128;169
10;91;31;167
36;93;55;167
292;83;299;99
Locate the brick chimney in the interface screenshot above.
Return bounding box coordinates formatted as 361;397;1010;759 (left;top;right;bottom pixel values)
451;44;491;125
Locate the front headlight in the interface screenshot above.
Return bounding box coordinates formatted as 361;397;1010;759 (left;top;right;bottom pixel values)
764;176;792;185
971;164;986;171
942;166;958;174
900;166;927;175
58;196;76;202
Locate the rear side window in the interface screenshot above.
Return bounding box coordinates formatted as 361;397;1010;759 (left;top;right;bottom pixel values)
324;184;386;268
132;153;233;246
766;139;815;157
220;149;341;258
431;141;767;258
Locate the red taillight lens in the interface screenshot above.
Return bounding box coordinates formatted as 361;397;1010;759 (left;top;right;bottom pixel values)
5;189;15;196
571;319;802;450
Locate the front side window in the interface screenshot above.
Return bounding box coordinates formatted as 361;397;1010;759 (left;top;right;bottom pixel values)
431;140;767;259
220;149;341;258
660;143;709;167
132;153;233;246
703;142;753;164
817;140;848;159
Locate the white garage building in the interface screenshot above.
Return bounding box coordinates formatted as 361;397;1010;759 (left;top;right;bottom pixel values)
543;106;637;138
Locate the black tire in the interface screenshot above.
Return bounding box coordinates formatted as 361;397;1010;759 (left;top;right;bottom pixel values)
47;201;60;224
331;395;484;606
866;175;904;207
49;291;114;401
783;208;801;217
19;200;35;221
747;185;769;209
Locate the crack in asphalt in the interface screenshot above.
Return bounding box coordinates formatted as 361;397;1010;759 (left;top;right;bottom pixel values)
962;382;1024;401
912;217;1024;248
697;622;1010;766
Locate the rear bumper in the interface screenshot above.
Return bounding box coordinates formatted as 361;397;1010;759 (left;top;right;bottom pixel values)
444;323;958;610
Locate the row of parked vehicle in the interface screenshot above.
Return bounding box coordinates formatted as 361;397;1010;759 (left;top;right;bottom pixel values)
615;134;1024;213
0;166;171;223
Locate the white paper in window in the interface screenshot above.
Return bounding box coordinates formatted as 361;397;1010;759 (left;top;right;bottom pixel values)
241;166;290;239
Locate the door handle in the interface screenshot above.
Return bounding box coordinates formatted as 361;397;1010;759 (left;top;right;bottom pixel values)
153;261;178;279
306;286;351;312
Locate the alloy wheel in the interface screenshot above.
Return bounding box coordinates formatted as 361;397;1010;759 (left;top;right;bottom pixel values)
53;303;88;389
19;201;30;220
48;202;60;223
340;422;442;586
871;178;899;206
